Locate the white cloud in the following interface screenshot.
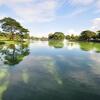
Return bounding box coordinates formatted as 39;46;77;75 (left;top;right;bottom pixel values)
0;0;100;35
0;0;64;23
0;0;98;23
69;0;94;6
91;18;100;30
66;8;87;18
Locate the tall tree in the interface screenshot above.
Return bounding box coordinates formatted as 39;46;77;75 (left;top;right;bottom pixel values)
0;17;29;41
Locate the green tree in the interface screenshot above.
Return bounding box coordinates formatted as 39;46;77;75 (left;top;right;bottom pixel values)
48;32;65;40
19;28;29;41
66;35;71;40
23;33;30;39
66;34;79;41
71;34;74;40
0;17;29;41
80;30;96;41
96;31;100;39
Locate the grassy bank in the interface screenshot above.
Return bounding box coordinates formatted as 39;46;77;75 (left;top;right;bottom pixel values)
0;40;29;45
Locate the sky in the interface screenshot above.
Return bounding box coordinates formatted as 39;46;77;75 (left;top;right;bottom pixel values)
0;0;100;37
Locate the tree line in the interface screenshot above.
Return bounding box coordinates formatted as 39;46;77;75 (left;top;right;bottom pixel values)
48;30;100;42
0;17;100;42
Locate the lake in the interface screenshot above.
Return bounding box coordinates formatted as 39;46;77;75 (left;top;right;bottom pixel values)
0;40;100;100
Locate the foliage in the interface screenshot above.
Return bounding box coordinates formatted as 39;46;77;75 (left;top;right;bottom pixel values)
48;32;65;40
80;30;96;41
66;35;71;40
0;17;29;41
96;31;100;39
40;37;48;41
0;17;100;42
23;33;30;39
66;34;79;41
0;42;5;45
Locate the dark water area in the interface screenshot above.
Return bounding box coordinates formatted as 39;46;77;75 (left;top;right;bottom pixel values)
0;41;100;100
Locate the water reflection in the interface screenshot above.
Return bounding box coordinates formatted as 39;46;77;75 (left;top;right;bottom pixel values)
66;41;100;53
0;41;100;100
66;42;80;50
0;43;30;65
80;42;100;52
48;40;64;48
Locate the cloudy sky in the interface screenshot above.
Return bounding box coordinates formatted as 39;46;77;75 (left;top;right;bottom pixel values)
0;0;100;36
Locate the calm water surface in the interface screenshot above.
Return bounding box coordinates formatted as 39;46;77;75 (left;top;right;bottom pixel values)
0;41;100;100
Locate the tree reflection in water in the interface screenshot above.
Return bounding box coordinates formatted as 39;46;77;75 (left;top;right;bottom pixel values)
66;41;100;53
0;43;30;65
0;41;100;100
79;42;100;52
48;40;64;48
